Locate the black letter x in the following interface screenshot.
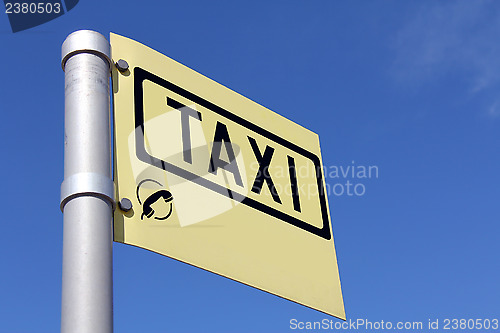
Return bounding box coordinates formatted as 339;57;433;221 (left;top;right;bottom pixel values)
248;136;281;204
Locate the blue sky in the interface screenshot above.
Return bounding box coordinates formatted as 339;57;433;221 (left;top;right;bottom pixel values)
1;1;499;332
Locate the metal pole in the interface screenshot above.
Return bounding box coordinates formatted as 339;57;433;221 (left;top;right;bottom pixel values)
60;30;114;333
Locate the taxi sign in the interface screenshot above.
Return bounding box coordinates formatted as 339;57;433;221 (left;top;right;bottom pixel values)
111;33;345;319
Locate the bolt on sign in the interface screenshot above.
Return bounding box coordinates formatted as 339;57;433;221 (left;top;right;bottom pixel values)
111;33;345;319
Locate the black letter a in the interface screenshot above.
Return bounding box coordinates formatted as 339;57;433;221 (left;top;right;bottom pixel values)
208;122;243;187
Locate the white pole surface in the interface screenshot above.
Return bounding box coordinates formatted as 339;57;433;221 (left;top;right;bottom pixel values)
60;30;114;333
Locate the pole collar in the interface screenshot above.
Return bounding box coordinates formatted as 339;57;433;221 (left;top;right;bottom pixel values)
60;173;115;211
61;30;112;71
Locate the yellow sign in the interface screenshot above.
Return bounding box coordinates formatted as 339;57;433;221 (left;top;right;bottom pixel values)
111;33;345;319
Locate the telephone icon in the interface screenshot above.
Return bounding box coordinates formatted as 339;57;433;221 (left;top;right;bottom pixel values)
140;190;174;221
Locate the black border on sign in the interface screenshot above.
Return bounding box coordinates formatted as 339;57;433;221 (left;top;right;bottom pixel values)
133;67;331;240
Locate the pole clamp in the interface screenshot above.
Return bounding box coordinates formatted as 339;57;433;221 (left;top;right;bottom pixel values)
61;30;112;71
60;173;115;212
